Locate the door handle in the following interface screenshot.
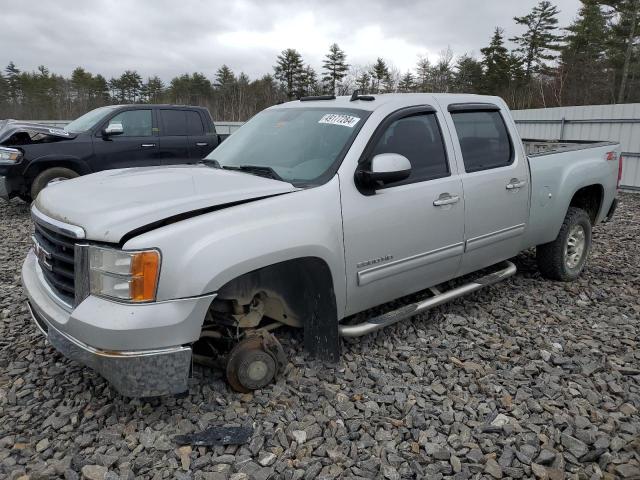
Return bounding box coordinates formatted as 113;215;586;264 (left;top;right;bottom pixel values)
196;142;208;147
433;194;460;206
141;143;156;148
506;179;527;190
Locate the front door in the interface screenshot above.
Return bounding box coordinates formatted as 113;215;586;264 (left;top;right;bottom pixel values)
444;103;530;275
341;108;466;316
92;108;160;171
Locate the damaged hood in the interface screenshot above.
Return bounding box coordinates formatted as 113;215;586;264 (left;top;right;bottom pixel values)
0;119;77;143
35;165;298;243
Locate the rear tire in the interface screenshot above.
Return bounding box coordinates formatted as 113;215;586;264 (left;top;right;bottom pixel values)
536;207;592;281
30;167;79;200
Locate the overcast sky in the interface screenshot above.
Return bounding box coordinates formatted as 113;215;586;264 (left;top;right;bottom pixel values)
2;0;582;82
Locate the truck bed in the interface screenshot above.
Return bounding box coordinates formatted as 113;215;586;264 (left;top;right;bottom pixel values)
523;139;618;157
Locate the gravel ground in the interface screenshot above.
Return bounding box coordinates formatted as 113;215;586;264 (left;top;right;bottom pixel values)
1;194;639;480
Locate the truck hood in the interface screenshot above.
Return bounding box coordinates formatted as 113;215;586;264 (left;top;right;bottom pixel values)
0;119;77;144
35;165;298;243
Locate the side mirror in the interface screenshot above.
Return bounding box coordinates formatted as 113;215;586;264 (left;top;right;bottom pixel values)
103;123;124;137
357;153;411;190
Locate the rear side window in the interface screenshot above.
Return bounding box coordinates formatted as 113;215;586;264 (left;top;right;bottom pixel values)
107;110;152;137
371;113;449;187
160;110;188;136
186;111;204;135
450;111;513;172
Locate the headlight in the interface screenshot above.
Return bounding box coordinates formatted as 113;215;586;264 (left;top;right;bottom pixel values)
0;147;22;163
89;246;161;302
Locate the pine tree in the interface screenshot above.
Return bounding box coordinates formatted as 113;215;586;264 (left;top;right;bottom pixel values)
415;57;433;92
511;1;562;77
453;55;484;93
560;0;611;105
370;58;390;93
215;65;236;90
143;76;165;103
322;43;349;95
5;61;21;105
273;49;304;99
398;71;416;92
432;48;454;92
356;72;372;93
481;28;512;94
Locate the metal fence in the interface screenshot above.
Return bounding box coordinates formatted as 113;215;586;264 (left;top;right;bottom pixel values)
512;104;640;190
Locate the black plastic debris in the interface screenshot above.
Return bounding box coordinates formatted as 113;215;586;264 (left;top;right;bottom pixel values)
174;426;253;447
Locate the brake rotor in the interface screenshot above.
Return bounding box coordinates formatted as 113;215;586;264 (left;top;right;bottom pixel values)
226;332;285;393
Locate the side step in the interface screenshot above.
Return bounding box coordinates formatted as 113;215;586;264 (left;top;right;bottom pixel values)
338;260;517;338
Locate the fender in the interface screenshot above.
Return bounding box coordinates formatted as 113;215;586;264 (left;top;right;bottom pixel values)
23;154;92;177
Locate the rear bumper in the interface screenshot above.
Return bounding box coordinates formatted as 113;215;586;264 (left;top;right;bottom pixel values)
22;250;216;397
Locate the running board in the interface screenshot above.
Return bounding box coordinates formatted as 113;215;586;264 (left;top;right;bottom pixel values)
338;260;517;338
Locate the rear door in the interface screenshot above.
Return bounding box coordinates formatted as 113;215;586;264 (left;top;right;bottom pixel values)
158;109;191;165
443;102;530;275
91;108;160;171
187;110;217;160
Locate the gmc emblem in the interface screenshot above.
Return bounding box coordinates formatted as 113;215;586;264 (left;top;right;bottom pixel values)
32;236;53;271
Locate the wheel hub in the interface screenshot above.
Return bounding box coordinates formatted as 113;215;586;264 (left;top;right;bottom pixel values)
564;224;586;269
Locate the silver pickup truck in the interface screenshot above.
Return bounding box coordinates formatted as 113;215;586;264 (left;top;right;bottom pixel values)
21;93;621;397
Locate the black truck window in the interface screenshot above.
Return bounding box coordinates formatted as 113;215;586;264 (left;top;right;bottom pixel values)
107;110;152;137
160;110;188;136
186;111;205;135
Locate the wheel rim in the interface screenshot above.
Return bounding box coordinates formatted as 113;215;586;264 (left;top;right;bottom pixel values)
564;224;586;269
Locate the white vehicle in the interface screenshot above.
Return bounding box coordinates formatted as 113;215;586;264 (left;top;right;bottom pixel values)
22;93;621;397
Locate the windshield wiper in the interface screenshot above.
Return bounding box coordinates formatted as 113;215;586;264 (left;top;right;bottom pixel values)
199;160;283;181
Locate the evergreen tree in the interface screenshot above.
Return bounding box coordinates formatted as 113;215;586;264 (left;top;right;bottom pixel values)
511;1;562;77
299;65;320;97
214;65;236;89
481;28;512;94
453;54;484;93
5;61;21;105
370;58;390;93
415;57;433;92
273;48;304;99
322;43;349;95
356;72;372;93
560;0;611;105
398;71;416;92
432;48;454;92
142;76;165;103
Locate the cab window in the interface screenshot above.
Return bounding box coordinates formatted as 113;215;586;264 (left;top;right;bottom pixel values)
107;110;153;137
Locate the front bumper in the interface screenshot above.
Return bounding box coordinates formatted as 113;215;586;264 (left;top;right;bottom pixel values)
22;250;216;397
0;175;9;200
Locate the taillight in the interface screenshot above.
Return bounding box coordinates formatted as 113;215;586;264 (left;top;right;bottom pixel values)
617;155;624;188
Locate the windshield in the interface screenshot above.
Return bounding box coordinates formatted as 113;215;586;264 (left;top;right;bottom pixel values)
65;106;117;133
206;107;369;185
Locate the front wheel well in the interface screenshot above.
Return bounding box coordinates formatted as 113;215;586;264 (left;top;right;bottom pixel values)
569;184;603;224
25;161;85;183
210;257;340;362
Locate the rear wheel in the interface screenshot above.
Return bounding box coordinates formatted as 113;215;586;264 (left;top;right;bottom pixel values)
30;167;79;200
536;207;592;281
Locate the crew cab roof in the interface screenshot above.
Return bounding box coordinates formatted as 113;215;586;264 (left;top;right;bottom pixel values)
274;93;507;112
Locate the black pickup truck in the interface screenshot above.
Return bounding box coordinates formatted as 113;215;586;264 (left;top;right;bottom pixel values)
0;104;227;201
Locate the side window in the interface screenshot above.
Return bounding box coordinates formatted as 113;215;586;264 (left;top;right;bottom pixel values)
450;111;513;172
371;113;449;186
107;110;152;137
160;110;188;136
186;111;204;135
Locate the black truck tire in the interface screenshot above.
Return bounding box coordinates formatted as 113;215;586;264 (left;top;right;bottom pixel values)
536;207;592;281
30;167;79;200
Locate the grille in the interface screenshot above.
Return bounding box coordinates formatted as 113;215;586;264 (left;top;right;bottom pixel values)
33;221;76;304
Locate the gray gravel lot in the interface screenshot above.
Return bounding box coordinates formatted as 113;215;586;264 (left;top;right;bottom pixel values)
1;194;639;480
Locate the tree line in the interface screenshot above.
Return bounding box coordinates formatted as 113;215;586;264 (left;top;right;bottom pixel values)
1;0;638;121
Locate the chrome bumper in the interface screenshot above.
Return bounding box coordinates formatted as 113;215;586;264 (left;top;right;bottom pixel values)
0;176;9;201
27;302;192;397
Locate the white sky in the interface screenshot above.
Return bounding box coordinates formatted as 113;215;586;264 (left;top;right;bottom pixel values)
1;0;582;81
